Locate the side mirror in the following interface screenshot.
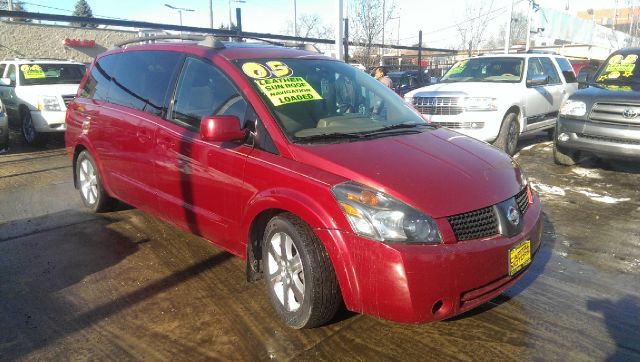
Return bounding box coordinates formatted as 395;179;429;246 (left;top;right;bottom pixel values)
200;115;245;142
526;75;549;87
0;78;12;86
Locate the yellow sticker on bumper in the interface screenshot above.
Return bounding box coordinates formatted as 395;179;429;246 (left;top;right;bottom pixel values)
255;77;322;107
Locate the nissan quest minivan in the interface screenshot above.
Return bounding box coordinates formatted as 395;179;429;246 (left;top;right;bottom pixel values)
65;37;543;329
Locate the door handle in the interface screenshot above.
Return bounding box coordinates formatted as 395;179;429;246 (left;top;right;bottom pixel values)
136;129;152;143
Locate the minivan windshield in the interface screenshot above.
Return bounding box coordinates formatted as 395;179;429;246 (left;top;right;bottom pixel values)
236;58;427;142
19;63;86;86
440;57;524;83
593;52;640;85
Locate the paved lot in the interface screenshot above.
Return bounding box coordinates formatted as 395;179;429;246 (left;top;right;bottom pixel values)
1;129;639;360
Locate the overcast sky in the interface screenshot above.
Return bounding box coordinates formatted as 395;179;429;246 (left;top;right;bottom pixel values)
20;0;624;48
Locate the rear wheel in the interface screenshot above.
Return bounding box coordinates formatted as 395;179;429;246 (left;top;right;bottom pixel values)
263;213;341;329
21;110;48;146
493;112;520;156
75;150;117;212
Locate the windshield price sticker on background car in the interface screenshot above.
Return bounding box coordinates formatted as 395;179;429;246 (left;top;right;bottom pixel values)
448;60;468;75
242;61;322;106
599;54;638;81
20;64;46;79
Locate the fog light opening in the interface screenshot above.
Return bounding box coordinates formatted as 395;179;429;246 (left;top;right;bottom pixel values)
558;132;570;142
432;300;444;315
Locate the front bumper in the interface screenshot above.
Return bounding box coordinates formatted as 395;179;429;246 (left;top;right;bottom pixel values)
422;112;502;143
317;194;543;324
556;116;640;159
30;110;67;133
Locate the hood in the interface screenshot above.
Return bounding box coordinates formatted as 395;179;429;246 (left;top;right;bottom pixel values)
405;82;521;98
15;84;79;98
290;128;524;218
572;83;640;103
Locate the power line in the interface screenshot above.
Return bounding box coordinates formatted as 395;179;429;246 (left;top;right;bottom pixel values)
21;1;134;21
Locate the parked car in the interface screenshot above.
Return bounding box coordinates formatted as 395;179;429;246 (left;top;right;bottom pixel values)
404;53;578;155
0;59;86;145
0;99;8;152
387;70;430;95
554;48;640;165
66;37;542;329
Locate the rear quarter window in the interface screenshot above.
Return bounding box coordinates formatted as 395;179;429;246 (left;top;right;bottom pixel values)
81;54;119;101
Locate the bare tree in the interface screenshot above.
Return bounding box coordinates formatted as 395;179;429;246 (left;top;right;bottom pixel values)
283;13;333;40
349;0;396;69
455;0;495;56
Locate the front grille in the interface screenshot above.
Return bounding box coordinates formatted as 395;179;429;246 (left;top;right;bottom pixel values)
515;187;529;214
589;102;640;126
433;121;485;129
448;206;498;241
414;97;464;115
62;94;75;107
448;188;530;242
577;133;640;145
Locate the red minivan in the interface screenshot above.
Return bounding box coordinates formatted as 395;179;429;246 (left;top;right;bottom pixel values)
65;37;543;329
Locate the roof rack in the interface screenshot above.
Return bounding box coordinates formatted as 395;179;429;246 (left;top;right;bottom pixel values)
114;35;225;48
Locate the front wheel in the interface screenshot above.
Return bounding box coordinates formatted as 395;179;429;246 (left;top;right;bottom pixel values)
21;110;48;146
263;213;341;329
75;150;117;212
493;112;520;156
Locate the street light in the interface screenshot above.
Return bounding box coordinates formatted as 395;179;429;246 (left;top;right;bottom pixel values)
165;3;194;27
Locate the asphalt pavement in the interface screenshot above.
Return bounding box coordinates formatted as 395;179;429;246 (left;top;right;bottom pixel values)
1;129;639;360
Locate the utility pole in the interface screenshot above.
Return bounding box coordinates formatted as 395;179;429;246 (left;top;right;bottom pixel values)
209;0;213;28
525;0;533;51
380;0;385;66
335;0;344;60
504;0;513;53
293;0;297;37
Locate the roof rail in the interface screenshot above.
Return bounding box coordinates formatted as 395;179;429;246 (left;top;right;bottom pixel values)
114;35;225;49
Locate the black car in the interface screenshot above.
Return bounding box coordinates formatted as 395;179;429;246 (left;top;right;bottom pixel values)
554;48;640;165
387;70;430;95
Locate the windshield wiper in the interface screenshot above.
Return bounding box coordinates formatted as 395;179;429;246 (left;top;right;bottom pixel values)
293;132;366;143
364;123;434;135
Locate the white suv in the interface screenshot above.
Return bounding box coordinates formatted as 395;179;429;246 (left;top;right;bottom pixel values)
404;53;578;155
0;59;86;145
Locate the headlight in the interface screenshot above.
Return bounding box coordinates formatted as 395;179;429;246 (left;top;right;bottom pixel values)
560;100;586;117
463;97;497;111
332;182;441;244
38;96;61;111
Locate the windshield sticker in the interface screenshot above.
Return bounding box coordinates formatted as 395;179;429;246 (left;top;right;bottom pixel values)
242;61;293;79
21;64;45;79
255;77;322;106
600;54;638;79
448;60;468;75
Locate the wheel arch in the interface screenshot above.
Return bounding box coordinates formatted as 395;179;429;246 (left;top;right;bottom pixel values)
504;105;523;132
242;189;360;311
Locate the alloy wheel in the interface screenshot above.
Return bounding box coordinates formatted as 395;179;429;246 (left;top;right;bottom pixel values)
267;231;305;312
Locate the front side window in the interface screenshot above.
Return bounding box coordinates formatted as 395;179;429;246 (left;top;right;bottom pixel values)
539;57;561;84
441;57;524;83
172;57;250;130
236;58;428;143
527;58;545;81
18;63;85;86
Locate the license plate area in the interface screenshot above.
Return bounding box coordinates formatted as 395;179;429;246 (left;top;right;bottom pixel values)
509;240;531;276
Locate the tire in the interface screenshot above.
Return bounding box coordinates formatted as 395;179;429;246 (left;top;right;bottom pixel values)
553;129;578;166
262;213;341;329
0;126;8;152
493;112;520;156
21;110;48;146
75;150;117;212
